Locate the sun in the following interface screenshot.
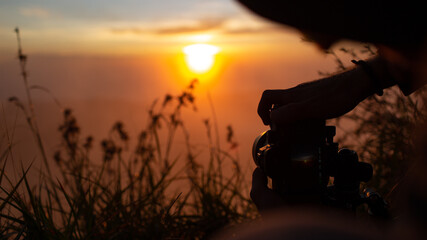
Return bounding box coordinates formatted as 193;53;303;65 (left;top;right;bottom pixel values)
183;43;220;73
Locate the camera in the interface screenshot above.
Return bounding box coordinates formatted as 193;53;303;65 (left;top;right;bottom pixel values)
253;119;388;215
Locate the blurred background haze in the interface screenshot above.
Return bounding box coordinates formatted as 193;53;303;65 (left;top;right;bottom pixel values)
0;0;343;173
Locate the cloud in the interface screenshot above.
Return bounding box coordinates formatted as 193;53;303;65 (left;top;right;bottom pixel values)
108;17;284;37
219;15;291;35
109;27;145;35
110;18;226;36
19;7;50;18
223;25;284;35
155;18;225;34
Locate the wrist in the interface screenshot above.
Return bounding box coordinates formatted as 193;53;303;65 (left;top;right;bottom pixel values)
369;57;397;90
352;57;397;97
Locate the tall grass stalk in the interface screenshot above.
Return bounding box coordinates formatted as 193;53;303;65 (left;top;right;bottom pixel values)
1;29;256;239
13;27;51;176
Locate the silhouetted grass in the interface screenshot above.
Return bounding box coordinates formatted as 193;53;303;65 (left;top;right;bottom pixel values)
2;81;256;240
1;28;256;239
3;30;424;239
325;45;427;201
338;86;426;202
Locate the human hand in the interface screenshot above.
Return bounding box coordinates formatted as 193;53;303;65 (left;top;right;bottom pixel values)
250;168;284;211
257;65;377;127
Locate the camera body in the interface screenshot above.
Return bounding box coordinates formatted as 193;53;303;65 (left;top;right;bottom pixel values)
253;120;375;210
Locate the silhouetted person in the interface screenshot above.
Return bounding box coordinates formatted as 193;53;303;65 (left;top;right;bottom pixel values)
215;1;427;239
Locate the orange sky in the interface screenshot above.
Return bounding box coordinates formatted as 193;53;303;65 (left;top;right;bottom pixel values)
0;0;365;174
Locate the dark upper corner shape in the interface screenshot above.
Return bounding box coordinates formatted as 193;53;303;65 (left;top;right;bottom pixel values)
237;0;427;49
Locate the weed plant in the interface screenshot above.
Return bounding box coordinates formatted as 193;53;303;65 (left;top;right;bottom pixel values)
1;28;256;239
325;45;427;201
3;30;425;239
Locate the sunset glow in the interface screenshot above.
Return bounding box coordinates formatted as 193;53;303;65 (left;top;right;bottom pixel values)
0;0;336;180
183;43;220;73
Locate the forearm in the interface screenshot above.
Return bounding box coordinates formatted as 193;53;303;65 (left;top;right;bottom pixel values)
317;56;395;105
257;55;416;126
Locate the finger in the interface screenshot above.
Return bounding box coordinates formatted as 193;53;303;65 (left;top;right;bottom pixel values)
269;100;323;126
257;90;276;125
252;167;268;191
250;168;268;203
251;168;285;211
257;89;298;125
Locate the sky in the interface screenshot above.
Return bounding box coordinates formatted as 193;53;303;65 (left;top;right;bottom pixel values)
0;0;349;173
0;0;337;97
0;0;300;55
